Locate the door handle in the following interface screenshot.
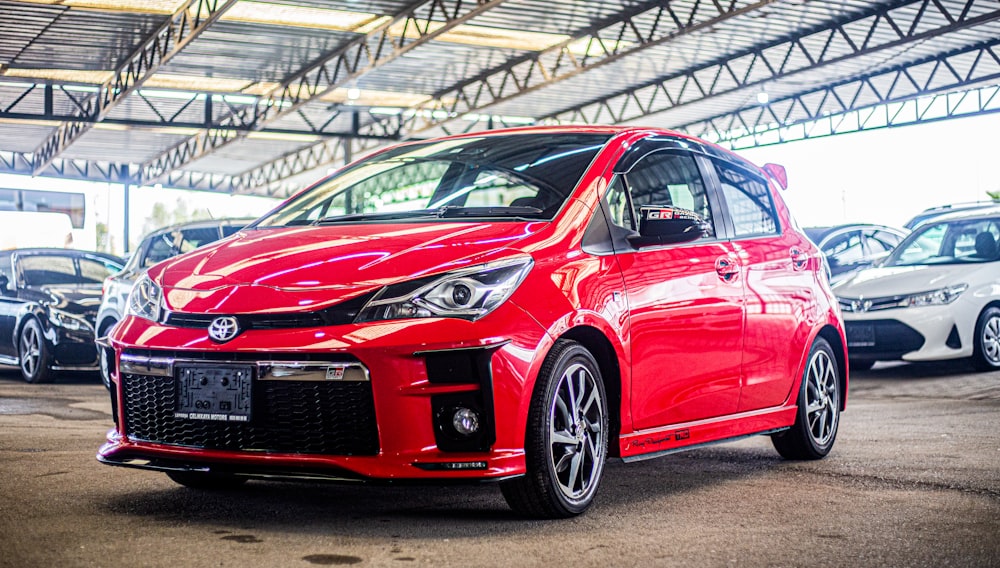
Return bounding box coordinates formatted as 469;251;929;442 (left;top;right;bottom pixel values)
790;247;808;271
715;256;740;282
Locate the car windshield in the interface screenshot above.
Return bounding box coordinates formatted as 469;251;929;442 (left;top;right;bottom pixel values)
884;216;1000;266
255;133;611;227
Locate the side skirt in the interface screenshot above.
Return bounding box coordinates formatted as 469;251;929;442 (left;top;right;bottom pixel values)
619;405;797;462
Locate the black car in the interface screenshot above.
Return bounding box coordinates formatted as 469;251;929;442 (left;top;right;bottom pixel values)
0;248;124;383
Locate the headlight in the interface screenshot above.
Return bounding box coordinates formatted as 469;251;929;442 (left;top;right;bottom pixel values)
905;283;967;307
355;257;533;323
49;309;91;332
126;274;164;322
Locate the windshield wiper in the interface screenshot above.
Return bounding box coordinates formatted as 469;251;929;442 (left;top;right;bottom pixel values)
313;210;441;224
435;205;544;219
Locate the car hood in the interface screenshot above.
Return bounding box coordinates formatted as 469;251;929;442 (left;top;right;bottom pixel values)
152;222;545;313
832;264;973;298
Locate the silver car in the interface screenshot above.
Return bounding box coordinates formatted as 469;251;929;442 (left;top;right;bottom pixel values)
96;218;252;387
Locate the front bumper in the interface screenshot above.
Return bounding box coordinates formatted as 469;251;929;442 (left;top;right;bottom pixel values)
99;302;548;481
842;302;975;362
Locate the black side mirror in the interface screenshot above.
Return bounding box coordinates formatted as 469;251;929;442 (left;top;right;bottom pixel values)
627;206;709;248
0;274;9;293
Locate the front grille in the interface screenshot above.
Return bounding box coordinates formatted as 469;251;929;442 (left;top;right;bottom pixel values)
122;372;379;456
163;291;375;330
845;320;925;359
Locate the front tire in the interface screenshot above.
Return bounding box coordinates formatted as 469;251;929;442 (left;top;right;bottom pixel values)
772;337;841;460
501;340;609;518
971;306;1000;372
19;318;54;384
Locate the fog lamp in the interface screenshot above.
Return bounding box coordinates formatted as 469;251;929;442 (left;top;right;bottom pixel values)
452;408;480;436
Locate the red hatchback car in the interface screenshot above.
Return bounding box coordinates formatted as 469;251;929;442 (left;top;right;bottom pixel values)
99;126;847;518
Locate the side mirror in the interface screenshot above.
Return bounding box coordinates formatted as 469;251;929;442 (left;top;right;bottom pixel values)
762;163;788;190
0;274;9;294
627;206;709;248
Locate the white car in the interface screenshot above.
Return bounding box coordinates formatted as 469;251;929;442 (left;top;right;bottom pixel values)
834;209;1000;371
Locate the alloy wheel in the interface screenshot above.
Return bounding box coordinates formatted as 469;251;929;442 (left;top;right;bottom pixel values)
805;348;839;446
548;362;606;502
20;324;41;378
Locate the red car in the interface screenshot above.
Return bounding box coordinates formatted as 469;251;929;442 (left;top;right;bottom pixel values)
99;126;847;518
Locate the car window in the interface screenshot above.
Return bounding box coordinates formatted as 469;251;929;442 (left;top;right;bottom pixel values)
256;133;611;226
612;151;716;239
178;227;222;253
712;159;778;237
824;231;864;268
865;229;903;255
20;255;78;286
221;224;245;237
144;233;177;267
0;252;12;288
889;218;1000;265
80;258;121;283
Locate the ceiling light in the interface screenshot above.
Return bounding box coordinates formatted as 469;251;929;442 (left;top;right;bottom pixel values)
757;91;770;104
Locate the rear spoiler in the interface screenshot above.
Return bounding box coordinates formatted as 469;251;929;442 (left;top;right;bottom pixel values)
762;163;788;190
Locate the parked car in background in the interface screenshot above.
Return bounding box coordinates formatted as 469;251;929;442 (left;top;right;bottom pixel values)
96;218;252;387
835;209;1000;371
0;248;123;383
99;126;847;518
804;224;907;284
903;200;1000;229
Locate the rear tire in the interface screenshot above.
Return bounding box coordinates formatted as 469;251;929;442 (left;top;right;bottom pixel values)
971;306;1000;372
19;318;54;384
166;471;247;490
772;337;841;460
500;340;608;518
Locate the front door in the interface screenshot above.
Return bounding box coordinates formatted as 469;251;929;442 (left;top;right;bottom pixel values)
605;150;744;430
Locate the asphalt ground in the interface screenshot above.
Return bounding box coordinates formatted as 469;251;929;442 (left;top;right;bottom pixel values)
1;361;998;568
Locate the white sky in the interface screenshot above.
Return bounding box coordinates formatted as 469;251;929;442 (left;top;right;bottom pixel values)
738;112;1000;229
1;111;998;253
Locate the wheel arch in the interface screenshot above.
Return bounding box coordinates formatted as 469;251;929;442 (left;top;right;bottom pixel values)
816;324;848;411
557;325;623;458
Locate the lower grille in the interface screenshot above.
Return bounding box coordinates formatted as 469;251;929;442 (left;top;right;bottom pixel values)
122;373;379;456
845;320;925;359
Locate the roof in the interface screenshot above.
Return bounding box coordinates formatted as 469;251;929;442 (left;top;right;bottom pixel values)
1;0;998;198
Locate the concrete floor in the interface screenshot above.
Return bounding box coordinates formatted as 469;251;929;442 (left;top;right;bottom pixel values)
1;361;998;567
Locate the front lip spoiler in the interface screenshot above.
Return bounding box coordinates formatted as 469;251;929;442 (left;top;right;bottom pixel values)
97;452;521;486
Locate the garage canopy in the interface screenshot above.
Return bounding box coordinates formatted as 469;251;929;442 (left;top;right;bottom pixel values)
1;0;998;197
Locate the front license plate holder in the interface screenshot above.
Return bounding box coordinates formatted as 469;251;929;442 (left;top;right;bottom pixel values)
175;365;253;422
847;323;875;347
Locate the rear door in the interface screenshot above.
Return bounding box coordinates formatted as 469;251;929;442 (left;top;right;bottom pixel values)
608;148;744;430
702;157;814;412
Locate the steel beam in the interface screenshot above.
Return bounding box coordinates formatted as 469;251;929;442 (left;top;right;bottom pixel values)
543;0;1000;126
138;0;506;187
29;0;239;174
674;40;1000;148
377;0;779;138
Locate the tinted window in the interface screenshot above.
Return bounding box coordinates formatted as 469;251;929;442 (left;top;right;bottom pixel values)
80;258;121;283
713;159;777;237
865;229;903;255
256;133;610;226
824;231;864;268
888;218;1000;265
21;255;77;286
610;152;716;239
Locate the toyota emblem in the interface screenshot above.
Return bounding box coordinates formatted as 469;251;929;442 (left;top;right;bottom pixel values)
208;316;240;343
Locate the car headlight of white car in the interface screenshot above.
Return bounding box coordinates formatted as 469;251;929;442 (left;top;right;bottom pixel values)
126;274;164;323
905;283;968;307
